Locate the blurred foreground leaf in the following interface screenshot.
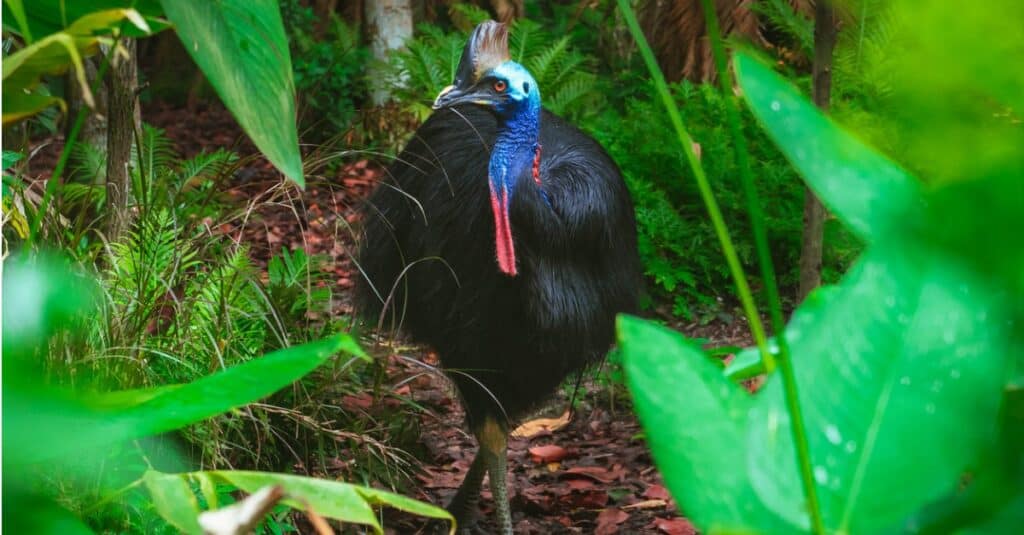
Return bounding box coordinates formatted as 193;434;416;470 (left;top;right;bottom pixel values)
145;470;454;535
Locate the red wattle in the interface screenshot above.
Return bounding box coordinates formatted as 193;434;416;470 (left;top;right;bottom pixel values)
489;184;517;276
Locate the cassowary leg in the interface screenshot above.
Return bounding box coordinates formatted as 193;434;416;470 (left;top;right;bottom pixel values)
445;448;486;530
479;416;513;535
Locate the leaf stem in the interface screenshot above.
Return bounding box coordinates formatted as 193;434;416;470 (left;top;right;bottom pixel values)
698;0;825;532
615;0;774;372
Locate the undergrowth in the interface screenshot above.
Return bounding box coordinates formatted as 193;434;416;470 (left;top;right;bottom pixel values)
3;126;421;529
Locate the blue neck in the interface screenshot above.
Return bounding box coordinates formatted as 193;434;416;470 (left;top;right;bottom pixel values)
488;95;541;194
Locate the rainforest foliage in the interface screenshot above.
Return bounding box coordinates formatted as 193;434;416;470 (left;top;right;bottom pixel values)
3;0;1020;533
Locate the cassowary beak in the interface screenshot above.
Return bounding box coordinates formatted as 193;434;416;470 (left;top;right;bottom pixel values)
432;85;494;110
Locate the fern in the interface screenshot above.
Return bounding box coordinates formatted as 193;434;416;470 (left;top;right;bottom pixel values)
69;141;107;184
176;150;238;188
387;17;603;122
448;3;491;32
753;0;814;54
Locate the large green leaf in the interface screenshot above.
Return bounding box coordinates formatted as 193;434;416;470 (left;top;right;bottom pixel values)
145;471;204;535
1;8;154;125
913;172;1024;296
2;253;362;466
1;0;165;41
734;53;922;244
159;0;304;186
746;239;1012;533
144;470;454;535
617;315;796;534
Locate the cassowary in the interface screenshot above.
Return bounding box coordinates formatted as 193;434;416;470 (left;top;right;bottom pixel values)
355;21;641;533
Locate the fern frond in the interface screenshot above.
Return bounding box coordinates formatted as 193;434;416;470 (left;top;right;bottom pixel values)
753;0;813;54
527;36;570;89
177;150;238;187
69;141;106;184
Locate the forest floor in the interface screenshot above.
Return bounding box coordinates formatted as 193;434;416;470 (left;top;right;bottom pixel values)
64;102;758;533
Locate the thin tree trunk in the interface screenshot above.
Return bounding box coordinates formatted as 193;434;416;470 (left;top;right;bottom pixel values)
66;56;108;183
797;0;836;302
365;0;413;106
105;39;140;243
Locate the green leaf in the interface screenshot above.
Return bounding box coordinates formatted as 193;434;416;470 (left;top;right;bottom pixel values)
159;0;304;186
3;0;165;40
145;470;454;535
617;315;795;533
2;91;65;124
734;52;923;243
1;8;157;125
746;240;1014;533
3;497;96;535
144;470;204;535
913;172;1024;295
2;150;24;171
4;252;357;462
1;252;99;358
80;334;356;447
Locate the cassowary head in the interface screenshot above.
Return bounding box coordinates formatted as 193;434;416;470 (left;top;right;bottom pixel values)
432;21;540;118
432;21;543;277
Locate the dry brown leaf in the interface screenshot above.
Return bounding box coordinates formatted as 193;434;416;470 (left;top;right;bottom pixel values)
653;517;697;535
623;499;668;510
595;507;630;535
511;410;571;438
529;444;568;463
643;484;671;500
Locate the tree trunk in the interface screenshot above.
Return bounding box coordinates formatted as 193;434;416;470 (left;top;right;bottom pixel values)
105;39;140;244
66;56;108;183
365;0;413;106
797;0;836;302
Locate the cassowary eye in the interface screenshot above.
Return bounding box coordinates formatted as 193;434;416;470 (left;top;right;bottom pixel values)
493;80;507;92
523;82;530;93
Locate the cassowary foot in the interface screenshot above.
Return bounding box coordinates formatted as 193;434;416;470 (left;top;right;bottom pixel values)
445;450;486;533
479;417;513;535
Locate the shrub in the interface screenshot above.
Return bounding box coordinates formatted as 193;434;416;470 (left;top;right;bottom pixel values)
280;0;369;140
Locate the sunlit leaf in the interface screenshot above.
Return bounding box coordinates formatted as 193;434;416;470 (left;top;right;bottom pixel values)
1;8;158;124
617;315;796;533
747;240;1013;532
159;0;304;186
145;470;203;535
734;52;923;243
2;0;164;40
145;470;454;535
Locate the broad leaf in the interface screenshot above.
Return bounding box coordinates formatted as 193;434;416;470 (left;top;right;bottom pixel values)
145;470;454;535
617;315;796;533
145;471;204;535
159;0;304;186
1;0;165;41
734;53;922;243
1;8;154;125
746;241;1013;533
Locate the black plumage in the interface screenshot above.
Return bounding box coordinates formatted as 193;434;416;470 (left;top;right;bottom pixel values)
356;105;641;427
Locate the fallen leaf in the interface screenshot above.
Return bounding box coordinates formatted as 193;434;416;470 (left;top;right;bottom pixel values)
529;444;568;463
561;465;622;484
511;410;571;438
643;484;671;500
595;508;629;535
340;394;372;410
653;517;697;535
564;478;595;491
623;499;667;510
